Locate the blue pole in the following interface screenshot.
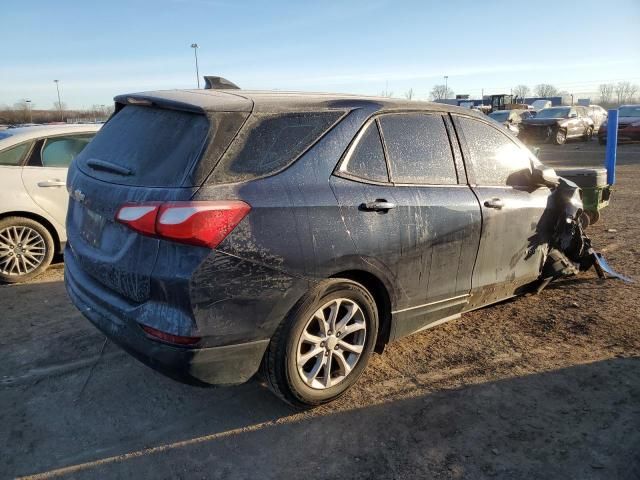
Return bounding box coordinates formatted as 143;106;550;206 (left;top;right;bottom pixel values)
605;109;618;185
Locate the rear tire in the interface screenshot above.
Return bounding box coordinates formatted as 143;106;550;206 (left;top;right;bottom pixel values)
554;128;567;145
0;216;54;283
262;278;379;408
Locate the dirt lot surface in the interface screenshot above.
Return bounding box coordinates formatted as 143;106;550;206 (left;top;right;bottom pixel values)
1;141;639;479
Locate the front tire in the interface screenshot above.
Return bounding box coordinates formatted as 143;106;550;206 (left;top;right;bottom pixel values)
262;278;379;408
583;126;593;141
0;216;54;283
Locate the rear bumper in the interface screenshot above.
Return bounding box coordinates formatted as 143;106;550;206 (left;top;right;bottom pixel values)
65;248;269;386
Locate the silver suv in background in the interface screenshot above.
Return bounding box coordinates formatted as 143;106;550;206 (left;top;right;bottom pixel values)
0;124;100;282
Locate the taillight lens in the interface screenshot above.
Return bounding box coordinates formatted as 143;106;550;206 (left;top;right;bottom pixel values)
115;204;160;236
115;200;250;248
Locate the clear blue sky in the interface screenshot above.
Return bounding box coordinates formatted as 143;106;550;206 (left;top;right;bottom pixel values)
2;0;639;109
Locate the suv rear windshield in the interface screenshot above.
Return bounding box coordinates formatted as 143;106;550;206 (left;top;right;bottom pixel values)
76;105;209;187
210;110;344;183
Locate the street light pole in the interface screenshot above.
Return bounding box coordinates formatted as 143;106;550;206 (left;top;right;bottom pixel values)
25;100;32;123
444;76;449;99
190;43;200;89
53;80;63;121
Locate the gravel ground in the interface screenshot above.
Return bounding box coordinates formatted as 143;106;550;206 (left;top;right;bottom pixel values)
1;141;639;479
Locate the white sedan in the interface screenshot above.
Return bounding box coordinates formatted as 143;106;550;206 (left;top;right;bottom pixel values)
0;124;101;282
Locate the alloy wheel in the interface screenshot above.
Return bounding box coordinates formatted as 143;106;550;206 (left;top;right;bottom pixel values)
0;226;47;277
296;298;367;389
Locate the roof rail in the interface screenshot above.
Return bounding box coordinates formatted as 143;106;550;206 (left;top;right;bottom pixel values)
203;76;240;90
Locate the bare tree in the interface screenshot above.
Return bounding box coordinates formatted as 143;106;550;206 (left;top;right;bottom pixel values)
404;88;415;100
53;101;67;111
534;84;559;97
615;81;638;104
513;84;530;100
430;84;454;100
599;83;615;104
13;100;31;123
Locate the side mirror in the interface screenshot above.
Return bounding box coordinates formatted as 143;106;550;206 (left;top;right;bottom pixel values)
531;146;540;157
569;113;577;118
532;165;559;187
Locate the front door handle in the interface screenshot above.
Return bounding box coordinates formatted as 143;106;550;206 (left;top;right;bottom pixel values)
484;198;504;209
37;180;66;187
361;200;396;212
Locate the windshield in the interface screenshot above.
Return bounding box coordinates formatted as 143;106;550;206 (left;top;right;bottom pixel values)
619;106;640;117
489;111;510;122
535;107;570;119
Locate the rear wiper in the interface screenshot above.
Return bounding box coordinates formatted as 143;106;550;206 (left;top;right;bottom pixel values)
85;158;133;176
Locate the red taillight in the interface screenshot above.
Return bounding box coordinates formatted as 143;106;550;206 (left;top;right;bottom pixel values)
140;324;201;346
115;204;159;236
115;200;250;248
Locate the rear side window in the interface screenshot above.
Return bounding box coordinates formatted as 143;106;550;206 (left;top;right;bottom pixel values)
0;142;32;166
343;122;388;183
76;105;209;187
378;114;457;185
456;116;531;186
41;135;94;168
211;111;344;183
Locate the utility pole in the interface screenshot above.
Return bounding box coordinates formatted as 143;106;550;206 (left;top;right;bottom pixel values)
190;43;200;89
444;76;449;99
53;80;63;121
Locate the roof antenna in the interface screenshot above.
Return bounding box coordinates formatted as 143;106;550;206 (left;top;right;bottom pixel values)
204;76;240;90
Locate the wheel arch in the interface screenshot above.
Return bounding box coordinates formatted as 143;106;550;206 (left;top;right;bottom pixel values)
330;269;393;353
0;211;63;253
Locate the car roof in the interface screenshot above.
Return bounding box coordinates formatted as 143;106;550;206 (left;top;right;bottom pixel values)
0;124;101;148
115;89;485;118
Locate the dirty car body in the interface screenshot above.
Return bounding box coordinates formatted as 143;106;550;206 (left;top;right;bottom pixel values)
65;89;602;405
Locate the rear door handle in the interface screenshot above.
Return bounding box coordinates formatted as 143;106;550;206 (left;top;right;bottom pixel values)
37;180;66;187
483;198;504;209
361;200;396;212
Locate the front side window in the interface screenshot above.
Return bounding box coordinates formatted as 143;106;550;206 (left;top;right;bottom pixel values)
343;122;388;182
41;135;94;167
0;142;32;166
456;116;531;187
378;113;457;185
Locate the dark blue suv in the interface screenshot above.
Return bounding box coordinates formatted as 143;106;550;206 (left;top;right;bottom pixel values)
65;88;570;406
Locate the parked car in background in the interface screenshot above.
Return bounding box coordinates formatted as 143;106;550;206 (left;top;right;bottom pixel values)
488;109;526;135
519;106;594;145
0;124;101;282
65;88;578;407
598;105;640;145
587;104;608;130
531;99;552;111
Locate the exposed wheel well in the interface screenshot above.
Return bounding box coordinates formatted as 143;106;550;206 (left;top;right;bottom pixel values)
331;270;392;353
0;211;62;253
